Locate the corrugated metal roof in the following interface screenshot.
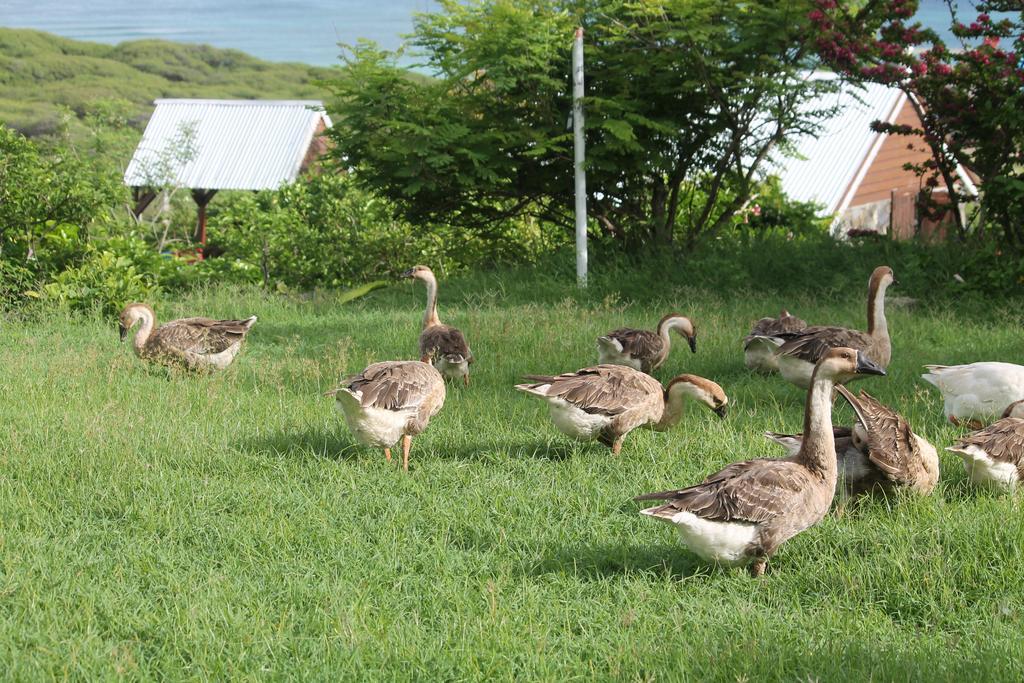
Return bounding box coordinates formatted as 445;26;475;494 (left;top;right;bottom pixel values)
769;79;904;215
124;99;332;191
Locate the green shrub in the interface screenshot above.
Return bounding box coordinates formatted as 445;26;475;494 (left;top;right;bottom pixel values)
38;246;157;316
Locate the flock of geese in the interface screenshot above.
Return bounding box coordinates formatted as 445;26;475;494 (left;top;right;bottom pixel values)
116;265;1024;577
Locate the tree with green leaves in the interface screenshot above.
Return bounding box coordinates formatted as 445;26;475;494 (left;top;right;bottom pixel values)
324;0;840;247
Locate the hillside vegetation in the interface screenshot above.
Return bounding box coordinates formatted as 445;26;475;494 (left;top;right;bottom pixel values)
0;28;336;135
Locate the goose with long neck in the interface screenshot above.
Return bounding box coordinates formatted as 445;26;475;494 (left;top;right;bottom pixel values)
775;266;895;389
597;313;697;374
402;265;474;386
118;302;257;371
765;385;939;498
515;365;727;455
637;348;886;576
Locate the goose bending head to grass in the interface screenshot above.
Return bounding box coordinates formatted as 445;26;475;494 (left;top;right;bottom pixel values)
775;266;895;388
636;347;886;577
765;386;939;498
326;361;446;472
515;365;727;455
118;303;257;371
596;313;697;374
403;265;474;386
946;400;1024;491
921;362;1024;428
743;309;807;373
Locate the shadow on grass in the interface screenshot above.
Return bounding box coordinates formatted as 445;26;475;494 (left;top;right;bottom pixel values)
529;540;712;581
236;427;362;463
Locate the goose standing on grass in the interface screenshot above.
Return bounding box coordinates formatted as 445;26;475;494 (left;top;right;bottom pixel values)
118;303;257;371
775;266;895;388
403;265;474;386
743;309;807;373
326;361;445;472
921;362;1024;428
765;386;939;497
596;314;697;374
515;365;727;455
946;399;1024;491
636;348;886;577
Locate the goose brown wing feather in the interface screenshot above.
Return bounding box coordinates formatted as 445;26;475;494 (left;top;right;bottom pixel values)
777;326;874;363
635;459;809;524
152;317;253;354
952;418;1024;472
748;313;807;339
522;365;660;417
419;324;471;361
606;328;663;364
836;387;926;486
346;361;441;410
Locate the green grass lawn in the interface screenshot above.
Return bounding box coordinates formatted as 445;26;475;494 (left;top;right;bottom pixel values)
1;268;1022;680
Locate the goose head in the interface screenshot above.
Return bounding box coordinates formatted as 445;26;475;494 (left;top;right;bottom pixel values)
1002;400;1024;419
870;265;897;291
401;265;436;282
658;313;698;353
666;374;729;418
814;347;886;383
118;303;154;341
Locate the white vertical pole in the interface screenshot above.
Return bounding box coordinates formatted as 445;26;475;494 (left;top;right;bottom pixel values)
572;26;588;287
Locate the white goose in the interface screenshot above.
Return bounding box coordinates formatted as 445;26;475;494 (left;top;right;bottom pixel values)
921;362;1024;428
946;400;1024;491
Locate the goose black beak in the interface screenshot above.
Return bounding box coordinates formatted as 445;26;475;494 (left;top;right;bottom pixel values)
688;336;697;353
855;353;886;376
118;324;128;342
400;268;415;279
713;404;728;419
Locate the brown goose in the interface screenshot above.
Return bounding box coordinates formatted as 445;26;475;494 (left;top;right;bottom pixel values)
515;365;727;455
118;302;257;371
765;386;939;497
776;266;895;388
636;347;886;576
403;265;474;386
326;360;446;471
596;314;697;374
946;400;1024;491
743;309;807;373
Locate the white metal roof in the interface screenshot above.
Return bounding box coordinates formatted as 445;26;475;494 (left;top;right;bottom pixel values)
124;99;332;191
769;79;904;215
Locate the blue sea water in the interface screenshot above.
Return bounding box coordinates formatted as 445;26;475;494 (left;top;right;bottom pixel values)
0;1;998;67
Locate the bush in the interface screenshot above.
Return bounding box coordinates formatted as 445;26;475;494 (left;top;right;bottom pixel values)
37;246;157;316
206;172;564;289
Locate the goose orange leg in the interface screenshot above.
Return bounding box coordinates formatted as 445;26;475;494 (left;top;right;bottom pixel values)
612;439;623;456
402;435;412;472
384;447;392;463
463;374;470;387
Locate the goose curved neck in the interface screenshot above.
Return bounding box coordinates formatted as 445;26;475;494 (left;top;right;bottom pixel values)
798;369;839;476
132;308;155;355
654;384;689;431
421;273;442;329
867;277;890;337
